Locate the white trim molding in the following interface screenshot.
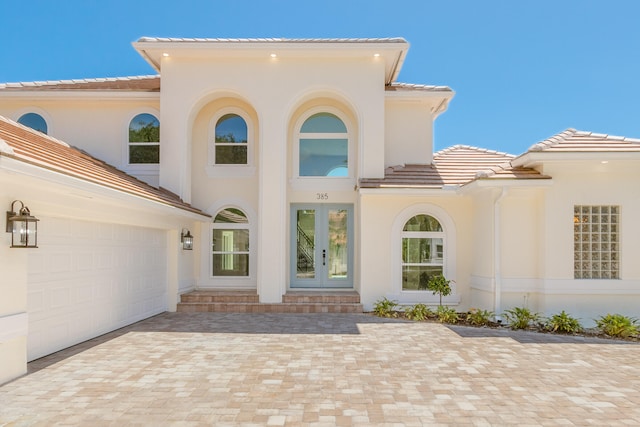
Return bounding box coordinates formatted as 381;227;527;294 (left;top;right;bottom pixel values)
0;312;28;342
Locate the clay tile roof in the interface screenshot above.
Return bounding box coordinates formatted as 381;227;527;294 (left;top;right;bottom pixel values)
385;82;453;93
0;116;207;216
359;145;548;189
528;128;640;152
136;37;407;44
0;75;160;92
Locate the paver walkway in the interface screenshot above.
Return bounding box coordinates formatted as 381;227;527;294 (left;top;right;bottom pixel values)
1;312;639;426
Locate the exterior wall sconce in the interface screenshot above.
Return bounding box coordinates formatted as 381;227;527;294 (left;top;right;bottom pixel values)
6;200;39;248
181;228;193;250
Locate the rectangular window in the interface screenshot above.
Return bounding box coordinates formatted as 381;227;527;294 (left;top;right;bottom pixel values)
573;205;619;279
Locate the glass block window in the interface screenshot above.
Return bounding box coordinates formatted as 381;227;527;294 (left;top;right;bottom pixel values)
573;205;619;279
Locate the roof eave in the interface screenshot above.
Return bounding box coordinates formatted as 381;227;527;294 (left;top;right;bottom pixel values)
513;151;640;168
133;38;410;84
458;177;554;193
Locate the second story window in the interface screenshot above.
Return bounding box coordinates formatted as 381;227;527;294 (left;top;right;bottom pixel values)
215;114;248;165
298;112;348;177
18;112;48;134
128;113;159;164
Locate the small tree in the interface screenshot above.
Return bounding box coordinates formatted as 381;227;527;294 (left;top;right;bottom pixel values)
426;274;452;307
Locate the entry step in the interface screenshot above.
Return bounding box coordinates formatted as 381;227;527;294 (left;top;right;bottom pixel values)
176;290;362;313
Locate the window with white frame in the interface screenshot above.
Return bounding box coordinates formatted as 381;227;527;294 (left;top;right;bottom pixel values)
214;113;248;165
401;214;444;290
298;112;349;177
574;205;620;279
18;112;48;134
128;113;159;164
212;208;250;277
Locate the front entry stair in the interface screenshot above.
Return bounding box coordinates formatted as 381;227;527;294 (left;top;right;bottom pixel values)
177;290;363;313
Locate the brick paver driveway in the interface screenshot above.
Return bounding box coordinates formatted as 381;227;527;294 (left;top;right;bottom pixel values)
1;312;639;426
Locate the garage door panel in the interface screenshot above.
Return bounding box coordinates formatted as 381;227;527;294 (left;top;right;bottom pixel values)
27;218;167;361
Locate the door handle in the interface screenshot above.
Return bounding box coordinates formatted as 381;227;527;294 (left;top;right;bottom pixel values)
322;249;326;266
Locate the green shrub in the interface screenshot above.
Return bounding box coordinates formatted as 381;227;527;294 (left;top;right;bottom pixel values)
466;308;495;326
545;311;582;334
596;314;639;338
373;297;399;318
425;274;452;307
405;303;433;321
503;307;541;330
436;306;459;324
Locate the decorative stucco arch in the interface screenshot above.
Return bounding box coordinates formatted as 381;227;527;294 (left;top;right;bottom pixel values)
389;203;460;304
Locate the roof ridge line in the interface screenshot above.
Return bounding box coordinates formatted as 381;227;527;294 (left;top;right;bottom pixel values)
136;36;408;43
528;128;577;151
0;75;160;89
435;144;515;158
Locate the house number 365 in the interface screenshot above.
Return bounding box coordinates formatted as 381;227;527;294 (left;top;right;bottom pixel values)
316;193;329;200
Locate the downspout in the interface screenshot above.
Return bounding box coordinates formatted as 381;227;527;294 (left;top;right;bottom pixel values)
494;187;508;321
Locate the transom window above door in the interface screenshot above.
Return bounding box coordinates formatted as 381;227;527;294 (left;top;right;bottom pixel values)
298;112;349;177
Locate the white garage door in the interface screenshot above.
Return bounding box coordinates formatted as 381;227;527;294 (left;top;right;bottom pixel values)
27;217;168;361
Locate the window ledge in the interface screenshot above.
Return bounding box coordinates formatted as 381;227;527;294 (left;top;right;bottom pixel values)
206;165;256;178
289;177;356;191
125;164;160;172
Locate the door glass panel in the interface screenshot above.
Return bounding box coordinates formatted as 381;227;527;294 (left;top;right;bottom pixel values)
296;210;316;279
328;209;348;279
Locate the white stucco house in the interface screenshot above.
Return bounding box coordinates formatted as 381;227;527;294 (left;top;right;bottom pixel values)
1;37;639;384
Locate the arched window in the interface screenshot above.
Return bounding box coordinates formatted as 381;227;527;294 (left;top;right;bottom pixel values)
214;114;248;165
128;113;159;164
298;112;348;177
401;214;444;291
18;113;48;134
212;208;250;277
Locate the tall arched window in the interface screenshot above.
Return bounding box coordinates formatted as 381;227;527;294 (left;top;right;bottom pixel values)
214;114;248;165
401;214;444;290
298;112;348;177
212;208;250;277
18;113;48;134
128;113;159;164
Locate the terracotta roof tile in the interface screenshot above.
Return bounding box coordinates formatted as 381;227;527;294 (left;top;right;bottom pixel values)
137;37;407;44
528;128;640;152
0;116;207;216
386;82;453;93
360;145;548;189
0;75;160;92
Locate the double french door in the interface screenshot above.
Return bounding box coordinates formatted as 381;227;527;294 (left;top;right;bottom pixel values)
291;204;353;288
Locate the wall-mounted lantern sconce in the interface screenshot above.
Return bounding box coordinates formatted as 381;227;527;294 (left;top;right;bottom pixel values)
6;200;39;248
181;228;193;250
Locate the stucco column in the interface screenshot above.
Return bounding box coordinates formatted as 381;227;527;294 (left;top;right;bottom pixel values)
166;229;180;312
256;111;287;303
159;62;191;203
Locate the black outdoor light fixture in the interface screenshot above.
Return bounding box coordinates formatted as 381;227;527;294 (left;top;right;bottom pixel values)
6;200;39;248
181;228;193;250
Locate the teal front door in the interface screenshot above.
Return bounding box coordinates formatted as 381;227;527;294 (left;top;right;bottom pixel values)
291;204;353;288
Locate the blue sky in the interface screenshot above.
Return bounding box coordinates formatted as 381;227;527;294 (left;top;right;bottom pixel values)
2;0;639;154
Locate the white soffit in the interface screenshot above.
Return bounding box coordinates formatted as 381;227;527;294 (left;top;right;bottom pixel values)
133;37;409;84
